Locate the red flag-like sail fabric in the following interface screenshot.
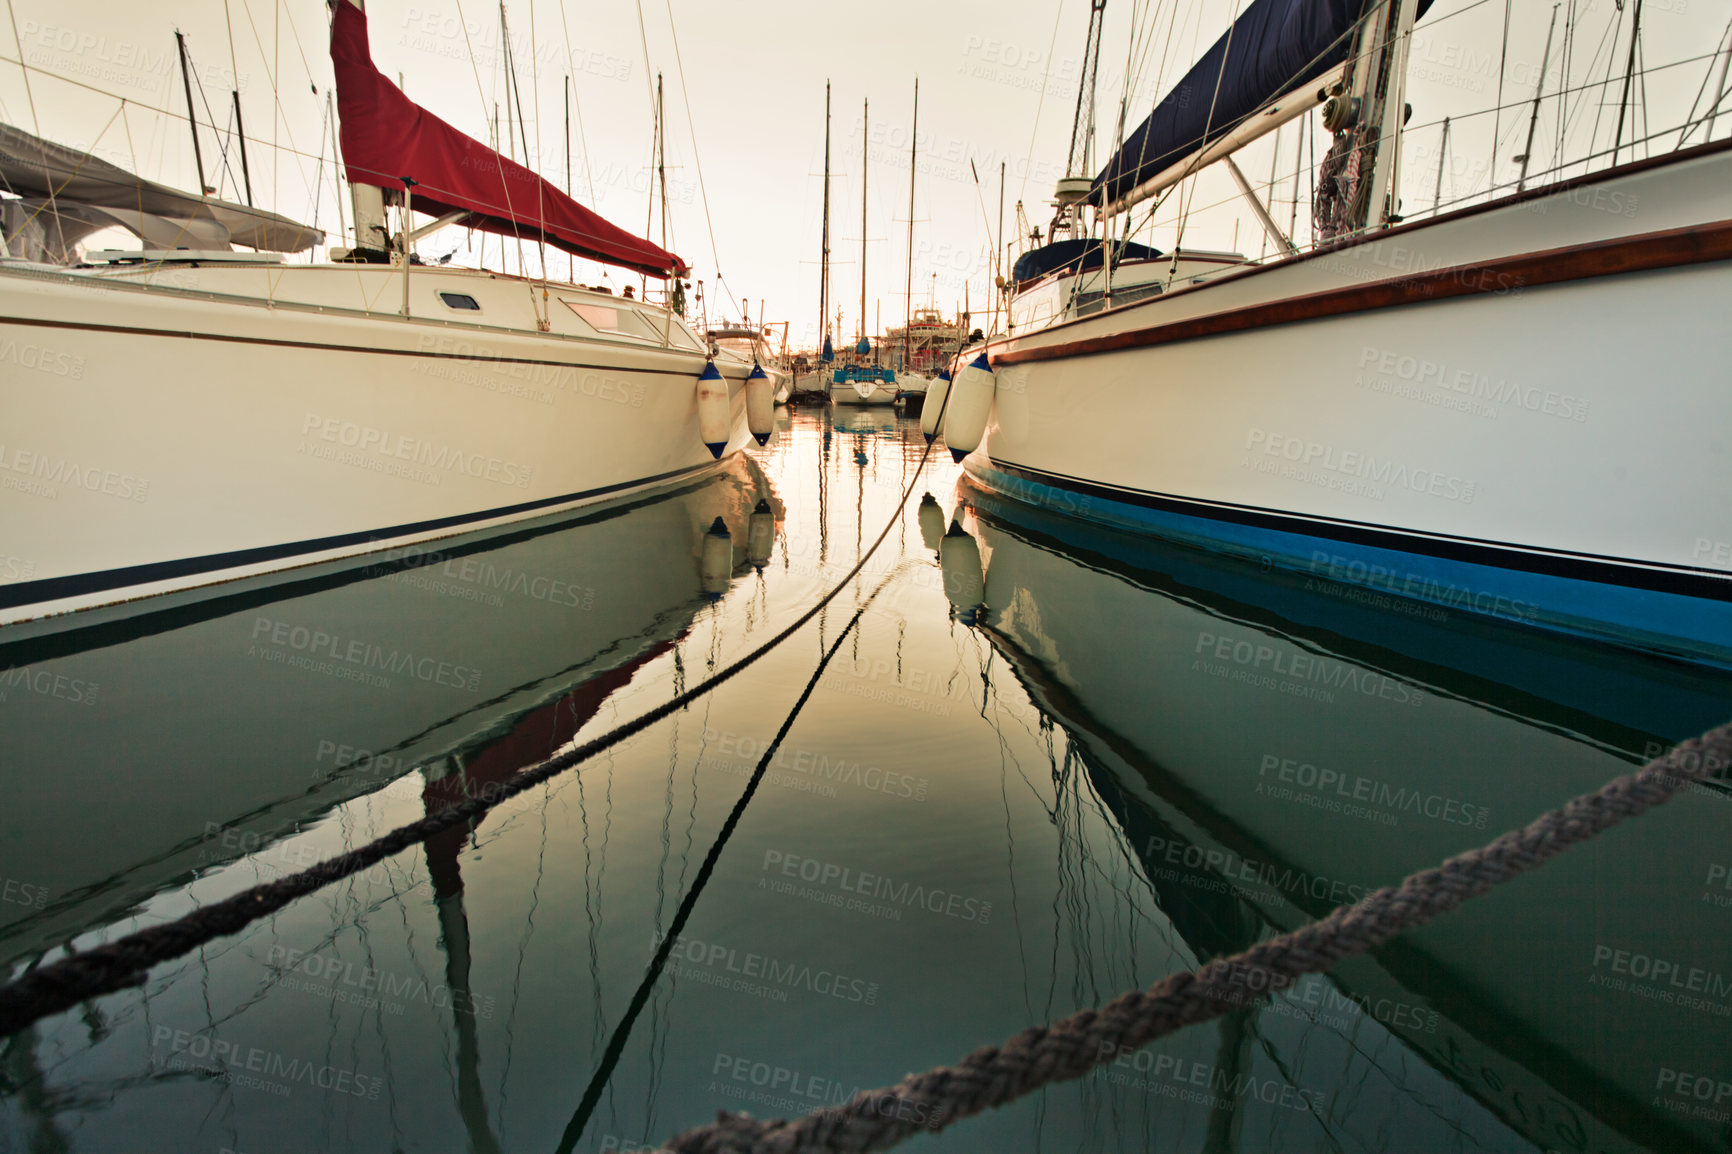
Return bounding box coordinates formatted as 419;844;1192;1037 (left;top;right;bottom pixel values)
329;1;686;278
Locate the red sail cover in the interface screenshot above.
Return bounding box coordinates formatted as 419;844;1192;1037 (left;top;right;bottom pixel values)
330;2;685;277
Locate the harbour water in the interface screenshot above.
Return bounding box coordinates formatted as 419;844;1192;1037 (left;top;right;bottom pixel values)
3;408;1730;1153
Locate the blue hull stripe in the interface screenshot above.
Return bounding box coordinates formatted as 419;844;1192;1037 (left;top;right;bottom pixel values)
969;458;1732;666
1;460;723;613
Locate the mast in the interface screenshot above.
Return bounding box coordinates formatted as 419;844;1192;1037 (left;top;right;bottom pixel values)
860;97;868;348
565;74;574;281
1067;0;1108;180
174;31;209;195
656;74;668;255
904;79;917;374
820;81;831;361
1515;7;1560;191
995;162;1004;335
1365;0;1419;229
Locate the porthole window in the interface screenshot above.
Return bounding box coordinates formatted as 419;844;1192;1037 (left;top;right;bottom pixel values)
439;292;482;311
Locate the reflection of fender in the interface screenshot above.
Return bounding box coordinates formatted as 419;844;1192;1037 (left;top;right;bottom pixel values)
918;493;945;555
700;517;733;598
940;520;984;624
747;500;776;568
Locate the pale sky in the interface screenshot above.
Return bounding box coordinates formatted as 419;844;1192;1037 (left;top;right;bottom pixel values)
3;0;1725;349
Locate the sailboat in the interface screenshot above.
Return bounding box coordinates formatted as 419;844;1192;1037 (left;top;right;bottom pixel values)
947;0;1732;668
833;96;898;407
0;0;750;631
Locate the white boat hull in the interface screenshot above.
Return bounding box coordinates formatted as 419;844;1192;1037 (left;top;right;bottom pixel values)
967;143;1732;665
0;265;751;627
833;382;898;405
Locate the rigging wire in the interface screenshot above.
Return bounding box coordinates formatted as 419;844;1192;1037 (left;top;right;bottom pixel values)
553;561;915;1154
554;26;597;206
1016;0;1074;207
662;0;737;317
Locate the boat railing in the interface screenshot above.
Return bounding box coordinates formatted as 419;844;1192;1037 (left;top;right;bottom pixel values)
993;29;1731;338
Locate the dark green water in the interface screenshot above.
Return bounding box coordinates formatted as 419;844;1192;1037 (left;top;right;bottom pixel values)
3;407;1729;1154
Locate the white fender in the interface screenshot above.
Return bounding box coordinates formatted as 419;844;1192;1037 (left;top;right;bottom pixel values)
697;361;731;458
941;353;994;462
919;369;951;444
745;363;775;446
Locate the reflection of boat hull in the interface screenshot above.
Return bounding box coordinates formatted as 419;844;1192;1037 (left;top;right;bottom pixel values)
0;460;775;965
0;264;752;628
966;145;1732;667
968;488;1732;1154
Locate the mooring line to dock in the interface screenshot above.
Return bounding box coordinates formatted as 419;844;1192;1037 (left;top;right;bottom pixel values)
557;564;911;1154
658;723;1732;1154
0;432;943;1040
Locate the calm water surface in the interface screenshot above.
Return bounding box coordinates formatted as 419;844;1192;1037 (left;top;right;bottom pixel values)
3;407;1729;1154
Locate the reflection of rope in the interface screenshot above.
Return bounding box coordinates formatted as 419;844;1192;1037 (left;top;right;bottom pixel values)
660;722;1732;1153
0;438;942;1039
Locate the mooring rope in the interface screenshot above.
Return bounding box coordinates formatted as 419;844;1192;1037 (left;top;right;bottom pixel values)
0;426;942;1039
658;722;1732;1154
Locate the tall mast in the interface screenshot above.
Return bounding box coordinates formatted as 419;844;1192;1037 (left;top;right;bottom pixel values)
565;74;574;281
1365;0;1419;229
1066;0;1108;180
860;97;869;347
820;81;831;356
1515;7;1560;191
656;73;668;256
904;79;918;374
995;162;1005;334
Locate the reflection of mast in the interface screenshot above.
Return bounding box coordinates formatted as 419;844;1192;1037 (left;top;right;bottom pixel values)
2;1027;71;1153
420;655;667;1154
423;839;501;1154
1203;1011;1252;1151
423;747;508;1154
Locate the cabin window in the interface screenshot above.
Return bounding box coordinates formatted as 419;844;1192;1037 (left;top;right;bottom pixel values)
561;299;660;341
439;292;482;311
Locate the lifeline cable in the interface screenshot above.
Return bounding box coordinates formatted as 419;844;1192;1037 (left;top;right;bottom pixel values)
0;420;948;1038
658;721;1732;1154
556;564;912;1154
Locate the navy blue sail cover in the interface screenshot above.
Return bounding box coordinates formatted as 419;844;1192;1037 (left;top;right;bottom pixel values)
1012;238;1164;286
1091;0;1430;207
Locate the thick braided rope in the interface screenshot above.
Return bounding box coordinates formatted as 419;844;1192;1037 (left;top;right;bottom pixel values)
661;721;1732;1154
0;435;940;1039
